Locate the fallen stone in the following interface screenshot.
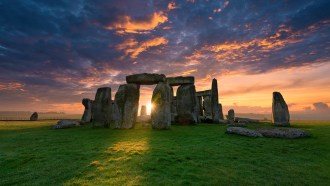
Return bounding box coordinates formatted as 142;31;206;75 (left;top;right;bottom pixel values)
272;92;290;126
196;90;211;97
113;83;140;129
166;76;194;86
256;128;310;139
126;73;166;85
92;87;112;127
81;98;93;123
226;127;263;137
52;120;80;129
227;123;247;127
176;84;197;124
30;112;38;121
140;105;147;116
234;117;259;123
151;82;172;129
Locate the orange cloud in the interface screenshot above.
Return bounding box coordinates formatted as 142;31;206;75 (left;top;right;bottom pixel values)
0;82;25;91
182;69;197;75
116;37;168;58
106;11;168;34
168;2;177;10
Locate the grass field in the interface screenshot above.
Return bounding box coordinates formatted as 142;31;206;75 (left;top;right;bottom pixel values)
0;120;330;185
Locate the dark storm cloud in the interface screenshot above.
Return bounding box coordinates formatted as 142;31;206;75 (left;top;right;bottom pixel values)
0;0;329;109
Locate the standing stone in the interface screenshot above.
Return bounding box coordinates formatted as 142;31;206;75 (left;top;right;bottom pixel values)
81;98;93;123
140;105;147;116
30;112;38;121
228;109;235;124
166;76;194;86
219;103;224;120
211;78;220;123
203;95;212;117
272;92;290;126
196;96;203;116
151;82;172;129
171;96;177;122
92;87;112;127
176;84;197;124
113;83;140;129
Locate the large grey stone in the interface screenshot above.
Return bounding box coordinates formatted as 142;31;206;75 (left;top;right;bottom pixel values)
234;117;259;123
113;83;140;129
211;78;220;123
81;98;93;123
171;96;177;123
30;112;38;121
227;109;235;124
256;128;310;139
166;76;194;86
52;120;80;129
226;127;263;137
176;84;197;124
272;92;290;126
126;73;166;85
196;96;203;116
92;87;112;127
203;95;212;117
151;82;172;129
219;103;224;120
196;90;211;97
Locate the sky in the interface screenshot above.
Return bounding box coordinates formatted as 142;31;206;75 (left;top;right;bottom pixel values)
0;0;329;119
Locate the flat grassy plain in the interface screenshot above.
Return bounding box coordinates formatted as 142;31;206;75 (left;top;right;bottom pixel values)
0;120;329;185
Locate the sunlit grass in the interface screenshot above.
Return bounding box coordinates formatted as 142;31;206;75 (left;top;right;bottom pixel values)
0;120;330;185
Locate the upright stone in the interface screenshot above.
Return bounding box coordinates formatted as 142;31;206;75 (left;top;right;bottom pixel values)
92;87;112;127
171;96;177;122
151;82;172;129
203;95;212;117
196;96;203;116
113;83;140;129
219;103;224;120
176;84;197;124
272;92;290;126
81;98;93;123
140;105;147;116
166;76;194;86
30;112;38;121
228;109;235;124
211;78;220;123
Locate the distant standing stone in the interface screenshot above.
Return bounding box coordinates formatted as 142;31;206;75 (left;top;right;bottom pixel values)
140;105;147;116
30;112;38;121
81;98;93;123
272;92;290;126
227;109;235;124
218;103;224;120
151;82;172;129
92;87;112;128
211;78;220;123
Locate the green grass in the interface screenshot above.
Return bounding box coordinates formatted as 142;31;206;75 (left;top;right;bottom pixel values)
0;120;330;185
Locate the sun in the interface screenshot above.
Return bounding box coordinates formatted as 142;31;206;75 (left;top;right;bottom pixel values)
147;103;153;115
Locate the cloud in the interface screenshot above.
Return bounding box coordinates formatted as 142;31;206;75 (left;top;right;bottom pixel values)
105;11;168;34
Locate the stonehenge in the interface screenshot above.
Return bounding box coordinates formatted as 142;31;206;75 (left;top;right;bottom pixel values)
176;84;198;124
151;82;172;129
227;109;235;124
92;87;112;127
272;91;290;126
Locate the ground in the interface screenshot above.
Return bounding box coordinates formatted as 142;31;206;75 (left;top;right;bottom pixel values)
0;120;329;185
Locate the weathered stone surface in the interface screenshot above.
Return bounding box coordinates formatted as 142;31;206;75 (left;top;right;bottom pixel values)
30;112;38;121
113;83;140;129
92;87;112;127
171;96;177;122
227;109;235;123
151;82;172;129
203;95;212;117
196;90;211;97
272;92;290;126
196;96;203;116
226;127;263;137
81;98;93;123
227;123;247;127
166;76;194;86
211;79;220;123
256;128;310;139
140;105;147;116
126;73;166;85
234;117;259;123
219;103;224;120
176;84;197;124
52;120;80;129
